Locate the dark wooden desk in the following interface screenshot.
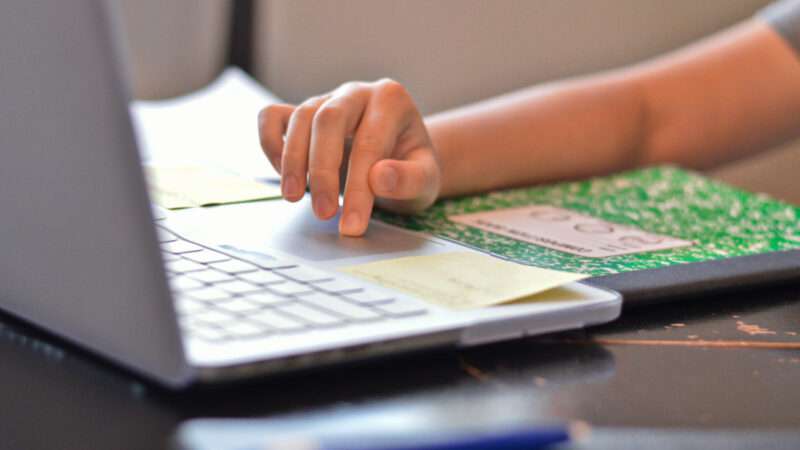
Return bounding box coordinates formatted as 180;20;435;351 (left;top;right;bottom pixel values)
1;283;798;449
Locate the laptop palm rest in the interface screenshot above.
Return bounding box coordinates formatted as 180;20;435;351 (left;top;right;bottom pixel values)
165;197;448;264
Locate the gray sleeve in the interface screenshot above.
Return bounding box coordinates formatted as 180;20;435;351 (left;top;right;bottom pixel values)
760;0;800;54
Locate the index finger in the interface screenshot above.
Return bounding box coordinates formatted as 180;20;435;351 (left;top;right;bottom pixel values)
339;85;412;236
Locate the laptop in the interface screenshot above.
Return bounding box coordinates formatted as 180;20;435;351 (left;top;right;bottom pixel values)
0;0;621;388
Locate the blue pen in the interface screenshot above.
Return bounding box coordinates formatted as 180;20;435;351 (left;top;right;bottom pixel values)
239;423;589;450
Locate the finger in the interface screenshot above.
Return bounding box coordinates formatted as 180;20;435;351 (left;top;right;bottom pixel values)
340;83;412;236
368;148;436;201
258;103;294;173
281;96;328;201
308;88;370;220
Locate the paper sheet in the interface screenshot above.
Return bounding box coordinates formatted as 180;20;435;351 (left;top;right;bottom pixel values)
341;251;587;310
144;164;282;209
131;67;283;180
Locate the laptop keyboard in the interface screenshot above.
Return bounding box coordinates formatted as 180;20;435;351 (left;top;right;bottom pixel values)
156;225;428;343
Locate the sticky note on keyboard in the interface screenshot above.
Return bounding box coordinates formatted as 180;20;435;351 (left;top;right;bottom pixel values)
341;251;587;310
144;164;282;209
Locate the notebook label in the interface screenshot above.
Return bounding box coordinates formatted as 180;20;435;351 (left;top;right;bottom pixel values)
450;205;694;258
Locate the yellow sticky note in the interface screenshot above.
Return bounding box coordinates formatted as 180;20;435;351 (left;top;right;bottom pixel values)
144;164;282;209
341;251;587;310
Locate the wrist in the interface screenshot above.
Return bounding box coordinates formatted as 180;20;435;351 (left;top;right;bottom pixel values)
426;117;456;199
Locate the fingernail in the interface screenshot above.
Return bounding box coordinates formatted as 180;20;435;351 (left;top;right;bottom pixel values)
379;166;398;193
283;175;300;199
313;194;336;219
340;212;362;236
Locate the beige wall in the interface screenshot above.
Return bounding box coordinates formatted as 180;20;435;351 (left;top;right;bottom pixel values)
116;0;230;100
254;0;770;113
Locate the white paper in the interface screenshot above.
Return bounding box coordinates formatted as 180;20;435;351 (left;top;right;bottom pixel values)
450;205;694;258
130;67;283;180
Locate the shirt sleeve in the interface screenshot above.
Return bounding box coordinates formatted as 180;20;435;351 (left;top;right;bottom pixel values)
760;0;800;54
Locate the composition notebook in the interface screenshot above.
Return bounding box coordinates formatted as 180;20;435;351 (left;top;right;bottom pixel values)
374;166;800;305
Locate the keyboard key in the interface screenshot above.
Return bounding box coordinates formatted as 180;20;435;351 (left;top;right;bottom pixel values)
373;300;428;317
313;278;364;294
277;303;344;327
170;275;205;291
246;291;293;307
161;253;181;262
192;309;236;325
252;258;298;270
248;309;307;332
275;266;334;283
300;293;382;322
186;287;233;302
184;323;227;342
156;228;178;243
152;206;168;221
166;259;206;274
268;281;314;296
215;280;262;295
189;269;235;284
210;259;259;274
221;320;269;339
183;250;230;264
174;297;207;315
162;240;203;254
237;270;285;285
345;290;395;305
215;298;262;314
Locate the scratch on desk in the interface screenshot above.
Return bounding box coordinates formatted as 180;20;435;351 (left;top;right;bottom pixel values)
459;357;489;382
736;320;777;336
589;338;800;349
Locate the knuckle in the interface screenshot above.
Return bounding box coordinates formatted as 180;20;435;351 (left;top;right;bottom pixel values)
281;139;306;165
308;167;340;184
294;103;318;120
313;105;344;128
335;81;362;95
345;184;374;199
262;103;281;117
294;96;326;118
376;78;407;99
261;103;290;121
353;134;384;159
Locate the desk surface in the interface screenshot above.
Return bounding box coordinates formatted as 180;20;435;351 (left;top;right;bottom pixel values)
1;282;799;449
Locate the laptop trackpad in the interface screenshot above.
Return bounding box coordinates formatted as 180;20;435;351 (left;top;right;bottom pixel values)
171;198;439;262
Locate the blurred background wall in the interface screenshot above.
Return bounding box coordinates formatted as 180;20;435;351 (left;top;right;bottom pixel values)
116;0;231;99
253;0;770;114
117;0;798;203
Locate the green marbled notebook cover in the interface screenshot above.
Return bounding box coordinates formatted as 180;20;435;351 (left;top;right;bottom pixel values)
374;166;800;276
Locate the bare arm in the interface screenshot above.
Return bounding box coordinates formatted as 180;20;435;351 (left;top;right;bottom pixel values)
259;19;800;236
429;19;800;198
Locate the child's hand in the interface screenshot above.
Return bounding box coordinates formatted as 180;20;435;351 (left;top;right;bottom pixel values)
258;79;441;236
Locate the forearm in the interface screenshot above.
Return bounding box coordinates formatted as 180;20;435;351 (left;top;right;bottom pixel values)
637;19;800;168
427;71;647;198
428;19;800;199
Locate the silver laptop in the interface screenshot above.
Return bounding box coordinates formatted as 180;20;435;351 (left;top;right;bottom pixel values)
0;0;621;388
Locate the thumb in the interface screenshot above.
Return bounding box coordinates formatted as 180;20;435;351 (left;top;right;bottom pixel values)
368;149;439;211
